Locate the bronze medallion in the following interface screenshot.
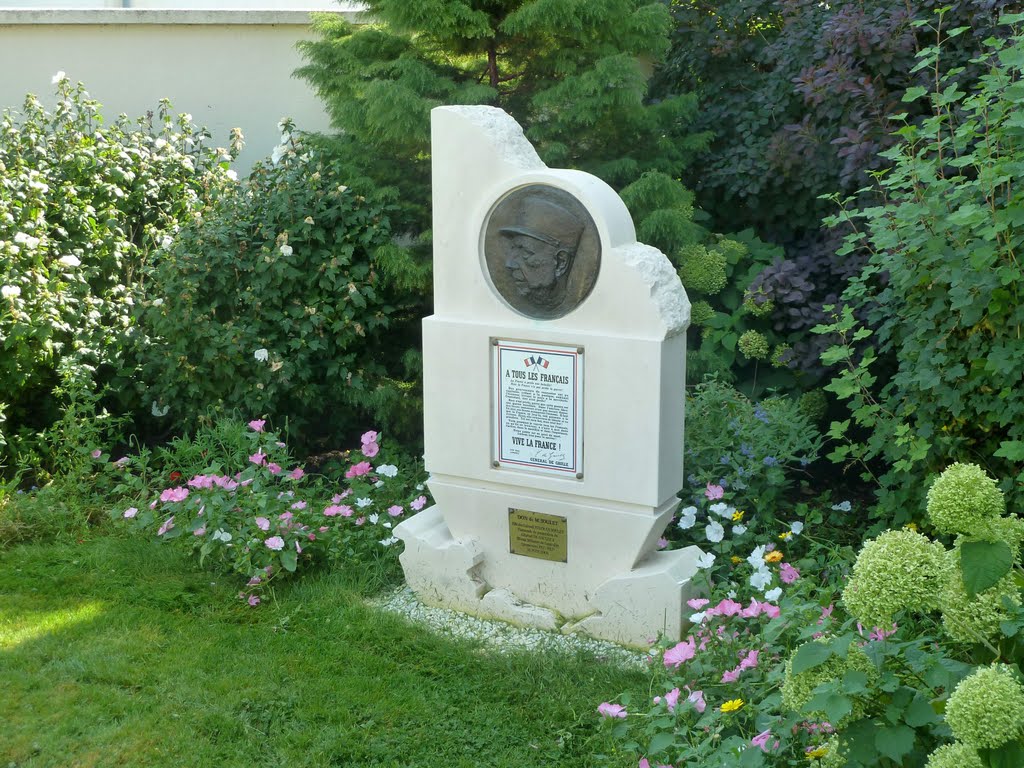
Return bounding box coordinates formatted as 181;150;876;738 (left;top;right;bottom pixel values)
483;184;601;320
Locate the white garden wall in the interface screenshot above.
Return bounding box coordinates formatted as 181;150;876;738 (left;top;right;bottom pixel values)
0;7;365;170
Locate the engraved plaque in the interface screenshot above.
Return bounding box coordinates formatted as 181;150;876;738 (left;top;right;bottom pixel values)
508;508;568;563
483;185;600;320
493;339;583;476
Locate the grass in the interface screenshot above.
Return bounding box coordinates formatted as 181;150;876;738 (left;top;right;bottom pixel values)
1;534;649;768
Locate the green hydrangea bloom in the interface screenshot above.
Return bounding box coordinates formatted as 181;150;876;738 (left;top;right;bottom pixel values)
742;290;774;317
807;737;845;768
841;530;947;628
940;555;1020;644
781;640;876;727
973;516;1024;551
770;343;792;368
945;664;1024;749
798;389;828;423
738;330;769;360
678;244;727;295
927;463;1005;535
924;742;984;768
690;300;715;326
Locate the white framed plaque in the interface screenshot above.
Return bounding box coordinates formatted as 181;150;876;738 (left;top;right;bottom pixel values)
493;339;583;477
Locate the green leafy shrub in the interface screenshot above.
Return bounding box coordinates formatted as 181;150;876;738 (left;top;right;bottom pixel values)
135;125;417;449
0;76;238;473
818;17;1024;516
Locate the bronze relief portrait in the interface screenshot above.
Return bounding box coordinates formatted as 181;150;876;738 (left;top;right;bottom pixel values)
483;185;601;320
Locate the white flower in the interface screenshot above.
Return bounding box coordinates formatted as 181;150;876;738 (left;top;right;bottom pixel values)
705;520;724;543
749;568;773;590
710;502;735;520
415;483;424;491
277;118;289;133
58;255;81;267
271;144;288;165
254;348;269;362
280;131;291;145
279;244;293;256
225;170;238;182
379;536;399;546
1;285;21;299
14;232;40;249
51;71;67;84
183;113;193;124
746;545;766;569
678;505;697;529
212;529;232;542
355;497;372;508
373;480;384;489
151;298;163;307
831;500;852;512
790;521;805;536
368;513;380;525
764;587;782;601
732;524;747;536
689;612;706;624
695;551;716;570
304;216;314;225
160;235;174;249
376;464;399;478
150;400;170;418
154;138;167;150
382;521;392;529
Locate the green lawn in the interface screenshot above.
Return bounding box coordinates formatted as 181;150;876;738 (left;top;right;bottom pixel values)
0;537;647;768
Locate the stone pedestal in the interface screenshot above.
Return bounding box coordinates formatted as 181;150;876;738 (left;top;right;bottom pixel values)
393;106;704;647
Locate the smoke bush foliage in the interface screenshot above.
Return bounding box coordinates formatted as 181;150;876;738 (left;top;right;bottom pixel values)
818;15;1024;517
654;1;1005;381
136;126;416;451
0;77;237;471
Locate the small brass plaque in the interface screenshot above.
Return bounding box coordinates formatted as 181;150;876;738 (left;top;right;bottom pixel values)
508;508;567;563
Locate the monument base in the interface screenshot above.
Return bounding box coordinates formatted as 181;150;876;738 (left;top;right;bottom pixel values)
394;505;705;648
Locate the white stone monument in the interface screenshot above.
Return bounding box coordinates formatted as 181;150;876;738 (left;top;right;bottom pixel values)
393;105;704;647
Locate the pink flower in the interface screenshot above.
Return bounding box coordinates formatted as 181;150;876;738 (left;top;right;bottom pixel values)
188;475;214;489
740;599;763;618
664;637;696;668
597;702;627;719
687;689;706;713
345;461;372;479
291;501;307;511
247;576;262;586
323;504;352;517
248;419;266;432
123;507;138;519
267;463;282;475
705;483;724;500
248;594;261;606
265;536;285;551
687;598;710;610
362;441;380;458
249;451;267;466
752;730;777;752
157;516;175;536
388;505;404;517
738;649;760;670
779;562;801;584
410;495;428;511
333;490;352;502
288;467;304;480
819;604;835;624
639;760;651;768
160;486;189;503
663;687;680;713
712;598;743;617
255;517;270;531
355;517;365;526
193;526;206;536
657;537;668;550
761;603;781;619
91;449;102;459
278;511;293;523
361;430;378;446
721;668;741;683
318;526;328;532
114;456;129;467
295;540;302;554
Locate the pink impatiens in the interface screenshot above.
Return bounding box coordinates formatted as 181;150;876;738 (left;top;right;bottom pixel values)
248;419;266;432
345;461;372;479
663;637;696;668
160;486;189;503
265;536;285;551
410;495;428;511
779;562;801;584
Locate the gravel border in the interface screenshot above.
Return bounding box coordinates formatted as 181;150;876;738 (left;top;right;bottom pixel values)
372;586;654;669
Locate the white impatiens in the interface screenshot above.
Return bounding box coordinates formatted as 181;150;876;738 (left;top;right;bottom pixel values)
254;348;269;362
1;285;21;298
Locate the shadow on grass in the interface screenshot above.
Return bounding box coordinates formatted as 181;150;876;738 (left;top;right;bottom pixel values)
1;537;645;768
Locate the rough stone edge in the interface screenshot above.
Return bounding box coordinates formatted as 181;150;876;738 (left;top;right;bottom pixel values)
617;241;690;336
438;105;545;172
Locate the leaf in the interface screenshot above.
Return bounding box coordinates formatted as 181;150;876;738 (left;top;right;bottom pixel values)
791;641;833;675
960;540;1014;597
280;549;298;573
904;693;941;727
648;731;675;755
874;724;916;763
805;691;852;724
995;441;1024;461
979;740;1024;768
902;86;928;103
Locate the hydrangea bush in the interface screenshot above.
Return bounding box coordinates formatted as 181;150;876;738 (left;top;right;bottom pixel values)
111;419;428;600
